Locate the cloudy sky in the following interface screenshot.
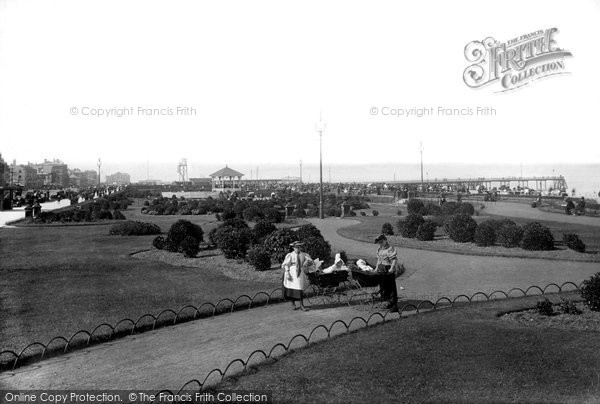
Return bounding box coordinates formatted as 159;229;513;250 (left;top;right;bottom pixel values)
0;0;598;180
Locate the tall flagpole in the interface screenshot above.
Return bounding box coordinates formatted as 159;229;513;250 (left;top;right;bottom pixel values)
316;113;326;219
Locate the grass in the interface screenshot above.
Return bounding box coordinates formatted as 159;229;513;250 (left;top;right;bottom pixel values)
213;294;600;403
344;203;600;262
0;208;279;356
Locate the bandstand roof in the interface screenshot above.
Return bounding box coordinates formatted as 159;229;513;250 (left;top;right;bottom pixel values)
209;166;244;178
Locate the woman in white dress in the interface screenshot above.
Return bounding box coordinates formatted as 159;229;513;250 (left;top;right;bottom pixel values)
281;241;313;311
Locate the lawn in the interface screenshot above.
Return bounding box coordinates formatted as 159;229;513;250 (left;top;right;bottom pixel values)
0;211;279;359
345;203;600;262
212;294;600;403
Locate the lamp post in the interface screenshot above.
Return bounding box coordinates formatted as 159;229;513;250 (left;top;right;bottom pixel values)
316;115;326;219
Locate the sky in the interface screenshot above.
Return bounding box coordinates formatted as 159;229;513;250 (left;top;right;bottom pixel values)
0;0;599;183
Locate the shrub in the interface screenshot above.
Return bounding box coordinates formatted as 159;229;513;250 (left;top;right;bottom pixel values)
263;207;283;223
109;220;161;236
181;236;200;258
559;298;582;315
381;222;394;236
372;210;379;216
520;222;554;251
166;220;204;252
216;227;252;259
252;220;277;242
264;228;299;263
221;210;236;221
223;218;249;229
294;207;307;218
397;210;402;216
152;236;166;250
420;203;442;216
446;214;478;243
96;210;113;220
407;199;424;215
208;227;219;246
497;224;523;248
580;272;600;311
302;236;332;262
563;233;586;253
326;206;341;217
360;211;366;216
242;206;263;222
536;298;554;316
143;200;150;207
441;201;458;216
296;224;323;240
474;220;496;247
247;245;272;271
397;214;425;238
456;202;475;216
113;210;126;220
531;202;537;208
416;220;437;241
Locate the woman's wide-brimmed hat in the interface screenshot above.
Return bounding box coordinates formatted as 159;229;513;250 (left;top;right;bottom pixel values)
290;241;304;247
374;234;387;244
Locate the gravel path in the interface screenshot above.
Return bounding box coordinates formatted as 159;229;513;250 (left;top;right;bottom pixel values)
307;218;599;300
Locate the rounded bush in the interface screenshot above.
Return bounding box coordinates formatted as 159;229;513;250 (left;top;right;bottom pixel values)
109;220;161;236
416;220;437;241
223;218;249;229
296;224;323;240
152;235;166;249
252;220;277;242
446;214;478;243
166;220;204;252
242;206;263;222
263;207;283;223
496;224;523;248
563;233;586;253
264;228;299;263
302;235;332;262
397;210;402;216
397;214;425;238
456;203;475;216
381;222;394;236
360;211;366;216
247;245;272;271
531;202;537;208
294;207;307;218
372;210;379;216
407;199;424;215
181;236;200;258
580;272;600;311
536;298;554;316
474;220;497;247
216;227;252;259
420;203;442;216
520;222;554;251
441;201;458;216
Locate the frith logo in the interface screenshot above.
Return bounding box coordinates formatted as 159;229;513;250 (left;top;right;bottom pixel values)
463;28;572;92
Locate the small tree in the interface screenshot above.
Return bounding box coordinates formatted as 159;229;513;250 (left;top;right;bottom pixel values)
416;220;437;241
580;272;600;311
181;236;200;258
446;214;478;243
166;220;204;252
397;214;425;238
563;233;586;253
247;245;272;271
381;222;394;236
474;220;496;247
521;222;554;251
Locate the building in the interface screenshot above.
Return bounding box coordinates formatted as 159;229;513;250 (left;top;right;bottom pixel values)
69;169;98;188
210;166;244;191
11;164;40;188
33;159;69;187
106;172;131;186
189;177;212;188
0;154;8;186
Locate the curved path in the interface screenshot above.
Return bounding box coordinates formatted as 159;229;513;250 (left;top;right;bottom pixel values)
1;216;597;391
307;218;599;300
484;201;600;226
